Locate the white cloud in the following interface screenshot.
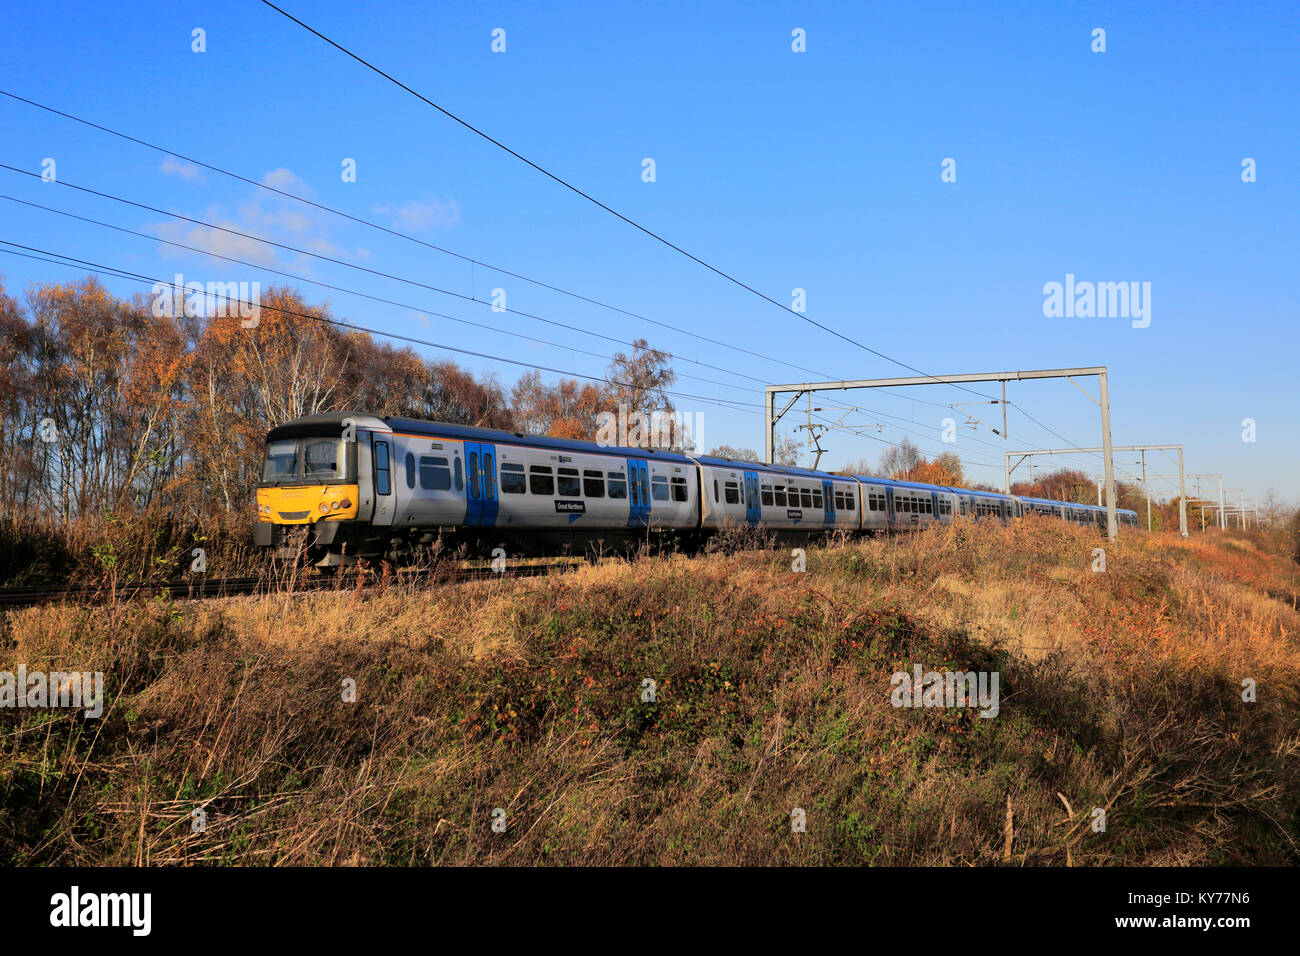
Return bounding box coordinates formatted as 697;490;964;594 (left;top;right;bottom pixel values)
373;195;461;232
160;156;205;183
151;169;368;273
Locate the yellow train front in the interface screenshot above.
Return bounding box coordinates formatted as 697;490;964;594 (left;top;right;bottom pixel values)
253;412;385;565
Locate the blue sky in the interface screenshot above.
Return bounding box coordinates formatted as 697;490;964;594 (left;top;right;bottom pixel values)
3;1;1297;503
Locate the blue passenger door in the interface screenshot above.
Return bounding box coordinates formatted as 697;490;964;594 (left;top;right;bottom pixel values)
743;470;761;526
822;480;835;526
627;459;650;528
463;441;499;527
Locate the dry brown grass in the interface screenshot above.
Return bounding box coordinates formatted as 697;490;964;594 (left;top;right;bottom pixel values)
2;519;1297;866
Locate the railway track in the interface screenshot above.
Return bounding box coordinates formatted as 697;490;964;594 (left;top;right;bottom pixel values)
0;560;584;608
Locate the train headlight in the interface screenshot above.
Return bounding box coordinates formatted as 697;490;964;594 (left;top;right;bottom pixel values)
319;502;329;513
330;500;340;511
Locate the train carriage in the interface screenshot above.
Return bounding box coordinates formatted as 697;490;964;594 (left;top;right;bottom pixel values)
255;413;1148;566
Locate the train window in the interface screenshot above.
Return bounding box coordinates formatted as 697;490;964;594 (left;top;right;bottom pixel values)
419;455;452;492
557;467;581;498
724;481;740;505
304;438;343;479
500;462;526;494
774;486;787;507
800;488;813;509
583;469;605;498
405;453;415;489
761;484;774;507
373;441;391;495
713;479;719;503
812;490;823;509
453;457;463;492
651;475;670;501
529;465;554;496
262;441;300;480
607;473;628;499
671;476;688;502
467;453;480;499
483;453;496;499
924;499;932;514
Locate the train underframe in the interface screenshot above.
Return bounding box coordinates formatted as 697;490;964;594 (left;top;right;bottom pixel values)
257;518;836;567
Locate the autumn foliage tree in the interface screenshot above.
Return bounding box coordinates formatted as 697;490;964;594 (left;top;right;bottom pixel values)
0;275;717;539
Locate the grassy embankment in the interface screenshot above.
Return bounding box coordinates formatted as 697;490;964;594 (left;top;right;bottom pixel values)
2;518;1297;865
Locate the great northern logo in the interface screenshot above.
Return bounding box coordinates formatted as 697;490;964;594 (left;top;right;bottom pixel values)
555;500;586;514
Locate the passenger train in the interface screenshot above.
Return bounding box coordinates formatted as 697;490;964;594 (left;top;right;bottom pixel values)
254;412;1139;565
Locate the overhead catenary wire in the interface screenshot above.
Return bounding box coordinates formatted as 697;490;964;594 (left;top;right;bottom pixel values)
0;88;954;409
249;11;1135;467
0;81;1115;471
3;89;1112;456
0;164;1005;457
0;238;1015;471
256;1;1017;405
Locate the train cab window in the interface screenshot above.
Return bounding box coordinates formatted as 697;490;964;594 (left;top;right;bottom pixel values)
607;472;628;499
373;441;391;495
800;488;813;509
557;467;581;498
405;453;416;489
500;462;526;494
671;476;689;502
419;455;452;492
583;469;605;498
529;465;555;496
262;441;300;480
774;486;787;507
723;481;740;505
651;475;670;501
304;438;343;479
